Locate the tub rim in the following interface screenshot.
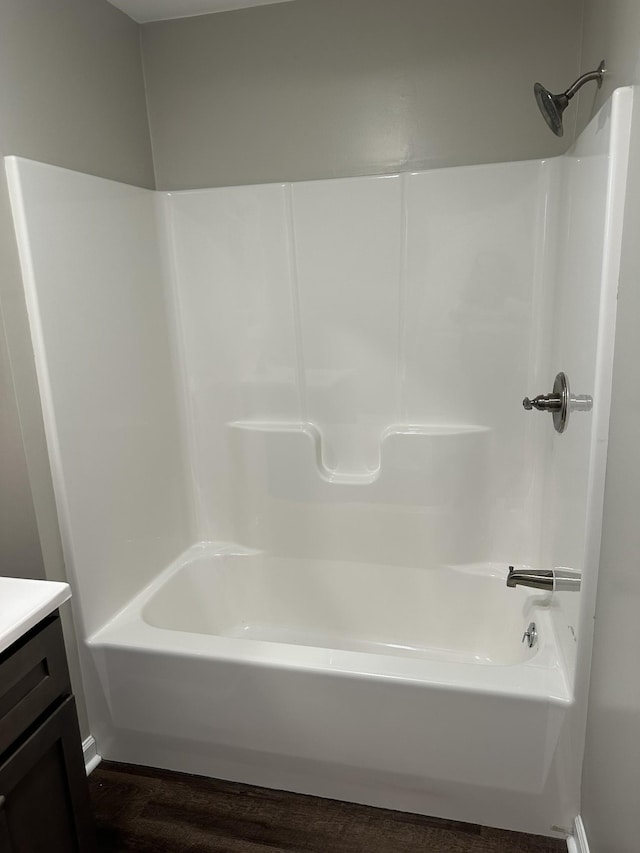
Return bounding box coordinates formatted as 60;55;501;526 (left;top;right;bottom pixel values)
88;542;573;707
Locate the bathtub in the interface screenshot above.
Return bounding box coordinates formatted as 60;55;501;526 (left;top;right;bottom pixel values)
89;542;572;835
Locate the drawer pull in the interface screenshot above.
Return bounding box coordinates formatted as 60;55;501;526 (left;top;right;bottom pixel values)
0;794;5;809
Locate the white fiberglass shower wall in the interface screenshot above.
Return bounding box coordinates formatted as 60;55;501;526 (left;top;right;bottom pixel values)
5;88;633;839
166;162;546;567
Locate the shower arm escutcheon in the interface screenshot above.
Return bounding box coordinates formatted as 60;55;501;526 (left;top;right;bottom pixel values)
523;371;592;433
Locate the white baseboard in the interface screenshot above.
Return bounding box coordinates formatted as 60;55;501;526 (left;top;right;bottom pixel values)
567;816;590;853
77;733;591;849
82;735;102;775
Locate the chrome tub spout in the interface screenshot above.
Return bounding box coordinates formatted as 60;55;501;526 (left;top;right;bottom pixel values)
507;566;581;592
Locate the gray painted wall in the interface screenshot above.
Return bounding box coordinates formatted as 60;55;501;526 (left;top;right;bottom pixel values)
577;5;640;851
141;0;583;190
0;0;155;738
0;320;43;581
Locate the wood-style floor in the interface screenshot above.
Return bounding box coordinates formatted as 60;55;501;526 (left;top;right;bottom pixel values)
89;762;566;853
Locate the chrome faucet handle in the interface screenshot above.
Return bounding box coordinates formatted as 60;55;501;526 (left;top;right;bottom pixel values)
523;393;562;412
523;372;592;433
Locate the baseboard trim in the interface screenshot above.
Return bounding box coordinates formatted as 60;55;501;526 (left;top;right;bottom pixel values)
567;816;590;853
78;732;592;847
83;735;102;775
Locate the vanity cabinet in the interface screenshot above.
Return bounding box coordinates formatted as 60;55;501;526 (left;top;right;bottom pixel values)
0;612;95;852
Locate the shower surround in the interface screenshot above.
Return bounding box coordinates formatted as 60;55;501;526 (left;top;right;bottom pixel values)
5;88;633;838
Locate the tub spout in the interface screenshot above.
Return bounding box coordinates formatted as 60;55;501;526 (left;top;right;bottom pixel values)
507;567;554;590
507;566;581;592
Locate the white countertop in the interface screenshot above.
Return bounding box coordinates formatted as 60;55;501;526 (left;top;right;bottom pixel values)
0;577;71;654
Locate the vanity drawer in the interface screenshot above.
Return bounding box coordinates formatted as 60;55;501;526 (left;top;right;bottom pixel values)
0;614;71;756
0;695;95;852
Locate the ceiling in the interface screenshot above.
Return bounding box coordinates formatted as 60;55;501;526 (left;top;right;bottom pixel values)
107;0;295;24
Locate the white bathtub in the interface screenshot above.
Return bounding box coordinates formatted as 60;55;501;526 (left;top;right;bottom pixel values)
89;543;572;835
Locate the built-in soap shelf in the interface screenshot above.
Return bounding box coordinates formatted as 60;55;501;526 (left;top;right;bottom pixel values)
229;420;491;486
227;421;494;564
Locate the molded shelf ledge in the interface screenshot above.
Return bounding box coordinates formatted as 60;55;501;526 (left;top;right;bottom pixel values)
228;421;491;485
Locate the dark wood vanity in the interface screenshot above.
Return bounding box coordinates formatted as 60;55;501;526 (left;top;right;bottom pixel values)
0;611;95;851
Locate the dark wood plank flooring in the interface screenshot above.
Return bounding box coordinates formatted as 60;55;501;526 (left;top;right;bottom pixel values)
90;762;567;853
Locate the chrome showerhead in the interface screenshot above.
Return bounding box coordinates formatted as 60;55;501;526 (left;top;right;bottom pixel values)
534;83;569;136
534;61;606;137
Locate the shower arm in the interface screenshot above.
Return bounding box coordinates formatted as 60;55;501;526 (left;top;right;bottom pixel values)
564;63;606;101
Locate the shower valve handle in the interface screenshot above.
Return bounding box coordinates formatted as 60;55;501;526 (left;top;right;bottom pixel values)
522;372;592;433
522;393;562;412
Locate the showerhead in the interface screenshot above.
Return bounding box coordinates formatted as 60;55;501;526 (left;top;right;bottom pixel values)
534;61;606;137
534;84;569;137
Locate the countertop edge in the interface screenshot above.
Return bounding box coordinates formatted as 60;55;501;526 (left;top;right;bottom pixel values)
0;581;71;655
